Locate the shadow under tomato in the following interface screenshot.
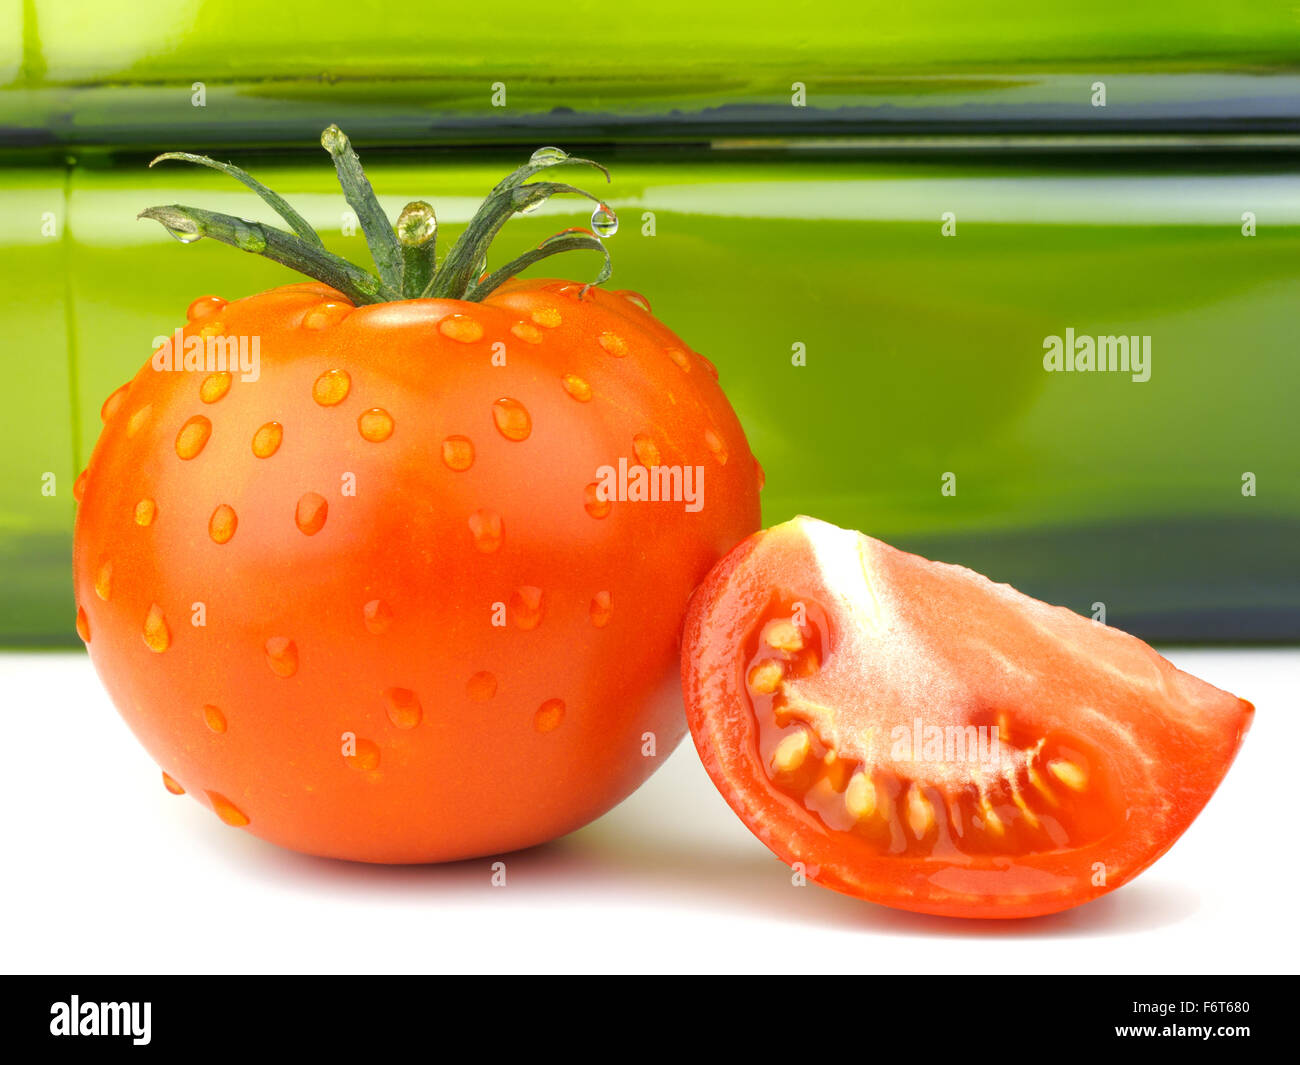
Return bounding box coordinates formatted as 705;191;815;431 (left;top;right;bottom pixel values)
227;809;1199;942
566;819;1203;938
785;877;1204;938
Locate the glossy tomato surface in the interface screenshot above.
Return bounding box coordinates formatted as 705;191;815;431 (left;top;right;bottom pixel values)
74;279;760;862
682;516;1253;918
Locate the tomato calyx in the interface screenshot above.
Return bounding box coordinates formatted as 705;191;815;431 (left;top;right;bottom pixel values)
138;127;616;305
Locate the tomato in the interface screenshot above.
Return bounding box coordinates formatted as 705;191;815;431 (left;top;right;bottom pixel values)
682;516;1253;918
73;133;761;862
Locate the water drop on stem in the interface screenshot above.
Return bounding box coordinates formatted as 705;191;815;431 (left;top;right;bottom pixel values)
590;203;618;238
530;146;569;166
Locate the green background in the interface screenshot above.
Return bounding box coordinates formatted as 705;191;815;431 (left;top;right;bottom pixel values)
5;0;1300;147
2;1;1298;645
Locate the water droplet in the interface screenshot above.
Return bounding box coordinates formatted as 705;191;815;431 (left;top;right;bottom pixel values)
511;321;543;345
666;348;690;372
295;492;328;535
265;636;298;677
126;404;152;438
200;371;232;404
492;398;532;441
619;290;651;312
100;383;130;422
94;559;112;601
358;408;394;442
312;369;351;406
584;482;611;519
699;354;719;379
704;428;729;465
363;600;393;634
520;198;543;215
143;604;170;652
755;457;766;489
384;688;423;729
207;791;249;826
590;591;612;628
590;203;618;238
73;468;88;502
442;435;475;471
510;586;544;630
530;307;562;329
75;606;90;642
165;224;202;244
186;295;227;321
175;415;212;459
535;698;565;733
203;704;227;733
197;320;226;339
633;432;661;467
597;331;629;357
345;738;381;771
229;218;266;252
561;374;592;402
530;146;569;166
397;201;437;245
546;280;587;297
162;771;185;795
468;508;503;553
252;421;283;458
466;671;497;702
134;498;157;526
321;125;346;152
303;302;351;330
439;314;484;343
209;504;238;544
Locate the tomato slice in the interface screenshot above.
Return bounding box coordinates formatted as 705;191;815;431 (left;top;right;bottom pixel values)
681;516;1254;918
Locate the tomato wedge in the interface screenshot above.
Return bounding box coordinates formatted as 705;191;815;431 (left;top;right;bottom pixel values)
681;516;1254;918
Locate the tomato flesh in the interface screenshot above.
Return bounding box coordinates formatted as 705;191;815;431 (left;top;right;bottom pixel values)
682;516;1254;918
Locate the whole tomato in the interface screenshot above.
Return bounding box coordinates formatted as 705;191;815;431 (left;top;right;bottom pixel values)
73;130;761;861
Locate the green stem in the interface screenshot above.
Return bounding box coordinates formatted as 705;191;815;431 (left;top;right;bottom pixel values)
467;229;611;301
138;205;394;305
396;201;437;300
427;180;609;299
320;125;403;294
491;150;610;193
139;129;620;306
149;152;325;249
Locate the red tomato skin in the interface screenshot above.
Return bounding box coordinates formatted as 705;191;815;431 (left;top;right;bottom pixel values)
74;281;760;862
682;517;1254;919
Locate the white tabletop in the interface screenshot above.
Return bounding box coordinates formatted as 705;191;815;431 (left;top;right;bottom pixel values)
2;647;1293;975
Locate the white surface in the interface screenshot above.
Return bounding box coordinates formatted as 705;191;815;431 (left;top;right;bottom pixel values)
1;649;1294;975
